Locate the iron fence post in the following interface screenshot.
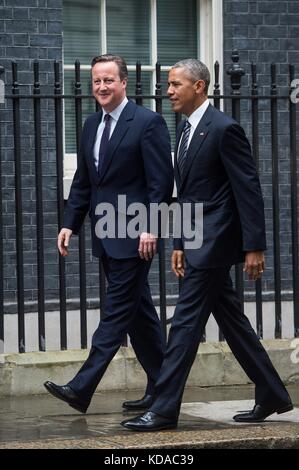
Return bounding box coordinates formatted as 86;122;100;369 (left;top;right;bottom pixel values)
33;60;46;351
251;63;263;339
227;50;245;311
0;65;4;353
12;61;25;353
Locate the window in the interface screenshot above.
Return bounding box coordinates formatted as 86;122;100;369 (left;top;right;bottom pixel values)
62;0;223;186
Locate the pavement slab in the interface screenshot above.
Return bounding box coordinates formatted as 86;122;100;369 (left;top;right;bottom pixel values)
0;384;298;449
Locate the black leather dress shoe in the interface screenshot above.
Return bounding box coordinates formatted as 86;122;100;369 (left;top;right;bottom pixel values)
121;411;177;432
44;381;89;414
122;394;154;411
233;402;293;422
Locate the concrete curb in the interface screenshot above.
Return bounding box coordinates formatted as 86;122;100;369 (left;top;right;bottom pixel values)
1;339;298;396
0;425;299;449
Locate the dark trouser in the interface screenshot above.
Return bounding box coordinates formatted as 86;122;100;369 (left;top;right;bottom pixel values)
68;254;165;403
150;262;291;420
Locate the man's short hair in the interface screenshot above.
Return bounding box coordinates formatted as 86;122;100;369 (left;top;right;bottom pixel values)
172;59;210;94
91;54;128;80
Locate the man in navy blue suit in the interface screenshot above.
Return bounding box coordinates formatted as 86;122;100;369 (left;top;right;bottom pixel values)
122;59;293;431
44;54;173;413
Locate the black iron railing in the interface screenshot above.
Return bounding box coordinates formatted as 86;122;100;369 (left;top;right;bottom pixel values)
0;51;298;353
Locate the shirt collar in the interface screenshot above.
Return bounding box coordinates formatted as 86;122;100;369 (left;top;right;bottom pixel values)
187;99;210;129
102;97;128;123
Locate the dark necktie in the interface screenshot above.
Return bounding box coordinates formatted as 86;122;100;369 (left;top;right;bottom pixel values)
177;119;191;177
98;113;111;174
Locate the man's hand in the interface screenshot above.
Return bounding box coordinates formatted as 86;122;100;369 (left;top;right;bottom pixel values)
138;232;157;261
57;228;73;257
244;251;265;281
172;250;185;277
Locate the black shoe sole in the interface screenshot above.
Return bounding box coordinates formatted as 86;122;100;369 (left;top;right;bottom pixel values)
122;405;153;411
44;383;88;414
122;423;177;432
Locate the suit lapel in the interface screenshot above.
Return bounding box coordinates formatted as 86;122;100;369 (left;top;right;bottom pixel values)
180;104;213;187
98;100;135;185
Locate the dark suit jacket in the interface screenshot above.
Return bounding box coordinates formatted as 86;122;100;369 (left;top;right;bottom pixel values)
64;100;173;258
174;104;266;268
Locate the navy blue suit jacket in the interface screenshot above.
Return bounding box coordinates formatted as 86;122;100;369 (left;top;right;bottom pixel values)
174;104;267;268
64;100;173;258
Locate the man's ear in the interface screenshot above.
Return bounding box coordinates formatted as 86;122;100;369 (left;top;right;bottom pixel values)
194;79;205;94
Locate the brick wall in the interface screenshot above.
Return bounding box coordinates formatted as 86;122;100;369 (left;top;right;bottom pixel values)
223;0;299;294
1;0;64;310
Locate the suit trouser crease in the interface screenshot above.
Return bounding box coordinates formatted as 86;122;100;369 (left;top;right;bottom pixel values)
127;281;166;395
102;254;166;395
68;255;164;401
211;276;289;406
150;263;290;419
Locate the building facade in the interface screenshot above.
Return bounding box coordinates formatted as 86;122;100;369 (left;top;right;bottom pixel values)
0;0;298;350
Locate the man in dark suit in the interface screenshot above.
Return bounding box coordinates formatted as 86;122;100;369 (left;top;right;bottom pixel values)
44;54;173;413
122;59;293;431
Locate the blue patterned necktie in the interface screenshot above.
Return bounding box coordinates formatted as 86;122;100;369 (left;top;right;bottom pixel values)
98;113;111;174
177;119;191;177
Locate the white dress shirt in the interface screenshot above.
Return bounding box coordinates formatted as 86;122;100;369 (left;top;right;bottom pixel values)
94;96;128;170
178;98;210;152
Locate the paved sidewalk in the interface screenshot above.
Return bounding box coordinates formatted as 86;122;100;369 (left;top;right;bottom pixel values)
0;384;298;449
